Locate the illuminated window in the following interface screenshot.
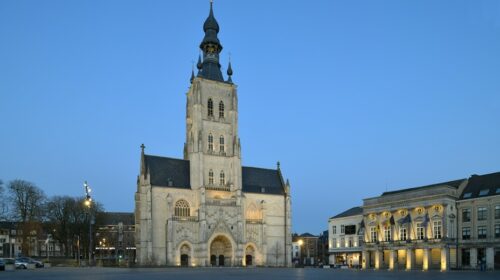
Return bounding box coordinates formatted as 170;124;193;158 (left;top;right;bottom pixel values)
400;227;407;241
416;223;425;240
370;227;377;243
433;220;442;239
174;200;190;217
384;226;392;242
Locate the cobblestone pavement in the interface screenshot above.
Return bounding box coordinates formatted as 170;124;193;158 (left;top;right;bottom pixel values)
1;267;499;280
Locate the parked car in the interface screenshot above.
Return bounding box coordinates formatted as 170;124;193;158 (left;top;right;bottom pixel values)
0;258;16;271
15;258;32;269
15;257;44;269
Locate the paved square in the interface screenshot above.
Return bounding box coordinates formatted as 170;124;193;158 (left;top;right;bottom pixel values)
2;267;499;280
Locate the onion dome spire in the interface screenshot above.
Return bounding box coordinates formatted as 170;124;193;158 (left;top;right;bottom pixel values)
198;1;224;82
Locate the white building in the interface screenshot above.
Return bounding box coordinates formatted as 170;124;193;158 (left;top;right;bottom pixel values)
134;2;292;267
328;207;364;267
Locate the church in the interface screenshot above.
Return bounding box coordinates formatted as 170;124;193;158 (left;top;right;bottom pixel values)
135;2;292;267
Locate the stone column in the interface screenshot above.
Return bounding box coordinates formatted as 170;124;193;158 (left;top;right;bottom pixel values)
422;248;430;271
470;248;477;269
362;251;368;269
375;250;382;269
486;247;494;270
389;250;396;270
406;248;415;270
440;247;450;271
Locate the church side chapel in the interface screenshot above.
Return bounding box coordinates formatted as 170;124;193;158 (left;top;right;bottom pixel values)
135;2;292;267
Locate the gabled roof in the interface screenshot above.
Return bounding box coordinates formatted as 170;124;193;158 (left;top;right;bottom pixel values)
144;154;285;195
242;166;285;195
96;212;135;226
459;171;500;200
298;232;317;238
145;155;191;189
330;206;363;219
381;179;464;196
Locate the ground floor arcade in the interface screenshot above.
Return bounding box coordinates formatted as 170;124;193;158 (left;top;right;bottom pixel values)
362;246;456;271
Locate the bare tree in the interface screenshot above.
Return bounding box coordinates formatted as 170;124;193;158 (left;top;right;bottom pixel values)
45;196;75;256
0;179;8;220
8;179;46;222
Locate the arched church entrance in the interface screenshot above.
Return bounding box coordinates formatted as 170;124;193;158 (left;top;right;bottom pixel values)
180;244;191;267
210;235;233;266
245;245;255;266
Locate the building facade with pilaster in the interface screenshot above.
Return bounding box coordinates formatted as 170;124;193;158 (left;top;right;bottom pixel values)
361;179;467;271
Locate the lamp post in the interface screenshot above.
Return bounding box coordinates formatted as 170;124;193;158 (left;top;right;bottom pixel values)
298;240;304;266
84;181;93;266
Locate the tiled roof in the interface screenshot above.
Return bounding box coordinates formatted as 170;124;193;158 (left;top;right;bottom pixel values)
144;154;285;195
330;206;363;219
242;166;285;195
96;212;134;225
381;179;465;196
459;171;500;200
145;155;191;188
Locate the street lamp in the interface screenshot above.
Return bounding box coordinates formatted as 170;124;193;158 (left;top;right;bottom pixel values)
298;240;304;265
84;181;93;266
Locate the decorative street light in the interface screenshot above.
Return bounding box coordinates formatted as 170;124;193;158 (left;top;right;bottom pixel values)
84;181;93;266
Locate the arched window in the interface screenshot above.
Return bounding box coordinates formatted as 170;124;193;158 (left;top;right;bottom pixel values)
174;199;190;217
219;135;224;152
208;169;214;185
219;171;225;186
208;98;213;117
208;133;214;151
219;101;224;118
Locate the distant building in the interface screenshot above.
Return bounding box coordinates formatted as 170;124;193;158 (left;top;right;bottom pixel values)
292;233;319;266
317;230;329;265
328;207;363;267
456;172;500;270
95;212;135;264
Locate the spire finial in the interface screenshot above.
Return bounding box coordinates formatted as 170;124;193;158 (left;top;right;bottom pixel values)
226;55;233;83
140;143;145;153
190;61;195;83
277;161;281;170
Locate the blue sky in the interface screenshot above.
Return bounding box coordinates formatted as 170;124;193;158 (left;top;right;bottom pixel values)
0;0;499;234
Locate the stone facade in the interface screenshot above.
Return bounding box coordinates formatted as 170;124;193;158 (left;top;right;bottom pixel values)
456;173;500;270
134;3;292;267
361;179;467;271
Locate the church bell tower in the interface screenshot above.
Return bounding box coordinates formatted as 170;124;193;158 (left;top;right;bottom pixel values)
184;1;242;195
